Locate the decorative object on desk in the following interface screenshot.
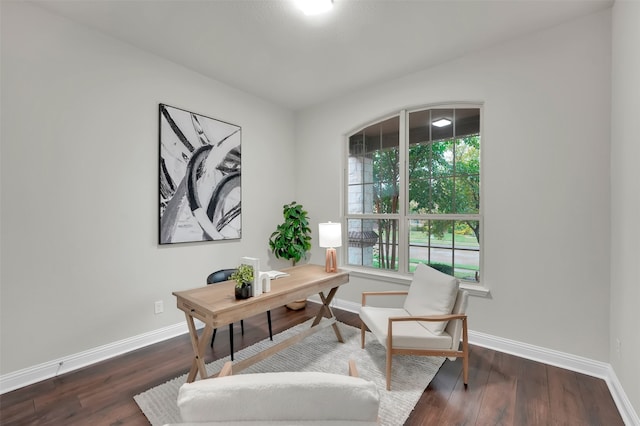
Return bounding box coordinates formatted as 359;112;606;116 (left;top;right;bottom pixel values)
264;270;289;280
240;256;261;296
269;201;312;309
319;221;342;273
231;264;253;299
258;272;271;293
159;103;242;245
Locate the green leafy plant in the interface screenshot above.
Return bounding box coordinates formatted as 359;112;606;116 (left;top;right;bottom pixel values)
230;264;254;288
269;201;312;266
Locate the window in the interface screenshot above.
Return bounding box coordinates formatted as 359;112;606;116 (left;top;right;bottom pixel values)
345;105;482;283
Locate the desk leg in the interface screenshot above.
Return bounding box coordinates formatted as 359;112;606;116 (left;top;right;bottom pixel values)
185;313;213;383
311;287;344;343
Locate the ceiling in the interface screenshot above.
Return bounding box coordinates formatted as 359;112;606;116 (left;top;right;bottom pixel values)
31;0;613;111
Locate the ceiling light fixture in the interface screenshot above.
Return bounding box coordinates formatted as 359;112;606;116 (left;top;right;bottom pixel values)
295;0;333;16
432;118;452;127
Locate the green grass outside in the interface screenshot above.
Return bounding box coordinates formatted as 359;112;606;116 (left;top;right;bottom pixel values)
408;259;479;272
409;230;479;248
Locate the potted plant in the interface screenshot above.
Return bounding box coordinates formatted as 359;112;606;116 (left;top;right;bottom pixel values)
269;201;312;309
230;264;254;299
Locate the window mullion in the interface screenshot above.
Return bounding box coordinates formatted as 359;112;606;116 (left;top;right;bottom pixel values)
398;109;408;274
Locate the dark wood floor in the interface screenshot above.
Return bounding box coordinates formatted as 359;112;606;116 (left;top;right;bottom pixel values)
0;303;624;425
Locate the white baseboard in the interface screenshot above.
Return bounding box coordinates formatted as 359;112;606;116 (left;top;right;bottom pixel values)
606;364;640;426
2;297;638;425
467;329;612;378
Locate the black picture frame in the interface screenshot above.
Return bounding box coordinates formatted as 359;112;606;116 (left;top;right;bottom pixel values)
159;104;241;244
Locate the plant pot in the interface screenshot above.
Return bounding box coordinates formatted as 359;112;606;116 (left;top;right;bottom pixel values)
235;283;252;300
286;299;306;310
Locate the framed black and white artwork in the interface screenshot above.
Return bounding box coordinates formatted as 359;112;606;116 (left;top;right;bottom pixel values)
159;104;241;244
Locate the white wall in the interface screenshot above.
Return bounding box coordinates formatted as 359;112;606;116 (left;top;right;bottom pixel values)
0;2;296;374
611;0;640;415
296;10;612;362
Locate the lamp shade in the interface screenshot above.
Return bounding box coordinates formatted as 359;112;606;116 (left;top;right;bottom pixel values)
318;222;342;248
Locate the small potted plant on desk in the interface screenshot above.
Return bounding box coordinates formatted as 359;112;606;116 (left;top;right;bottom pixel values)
231;264;254;300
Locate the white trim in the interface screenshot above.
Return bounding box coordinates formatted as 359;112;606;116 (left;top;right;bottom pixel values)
606;366;640;426
459;283;490;298
344;266;491;298
468;329;611;378
1;299;637;426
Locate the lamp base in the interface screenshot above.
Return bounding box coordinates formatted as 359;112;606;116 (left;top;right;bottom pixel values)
325;248;337;273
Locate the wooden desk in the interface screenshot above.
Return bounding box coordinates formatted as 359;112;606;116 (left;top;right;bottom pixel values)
173;264;349;382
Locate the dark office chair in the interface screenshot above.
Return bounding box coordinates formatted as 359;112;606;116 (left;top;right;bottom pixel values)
206;269;273;361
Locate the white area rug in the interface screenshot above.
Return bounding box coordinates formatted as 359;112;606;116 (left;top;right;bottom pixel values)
134;320;444;426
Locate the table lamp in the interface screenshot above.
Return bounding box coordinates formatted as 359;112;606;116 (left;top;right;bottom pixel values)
319;222;342;273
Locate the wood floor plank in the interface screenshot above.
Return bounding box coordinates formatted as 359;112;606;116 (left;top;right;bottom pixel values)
547;364;591;426
0;303;625;426
0;397;35;424
475;350;518;425
436;345;494;425
577;372;625;426
404;357;461;425
515;357;551;425
66;400;149;426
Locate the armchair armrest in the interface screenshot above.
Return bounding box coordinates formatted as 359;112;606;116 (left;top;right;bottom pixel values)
388;314;468;338
362;290;409;306
389;313;467;323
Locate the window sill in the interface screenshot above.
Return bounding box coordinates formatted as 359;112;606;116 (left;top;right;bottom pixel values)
342;266;491;298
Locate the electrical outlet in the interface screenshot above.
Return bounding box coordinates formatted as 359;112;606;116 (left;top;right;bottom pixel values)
154;300;164;314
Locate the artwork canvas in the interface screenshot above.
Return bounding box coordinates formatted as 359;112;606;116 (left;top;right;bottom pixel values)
159;104;241;244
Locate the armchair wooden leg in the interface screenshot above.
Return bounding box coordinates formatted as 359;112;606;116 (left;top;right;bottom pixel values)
463;355;469;389
461;346;469;389
360;321;366;349
462;317;469;389
386;320;393;390
386;351;392;391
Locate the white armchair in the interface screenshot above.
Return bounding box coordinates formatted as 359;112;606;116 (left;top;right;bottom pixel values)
359;263;469;390
169;360;380;425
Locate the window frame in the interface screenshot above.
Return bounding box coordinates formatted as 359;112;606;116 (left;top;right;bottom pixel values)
342;103;485;292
